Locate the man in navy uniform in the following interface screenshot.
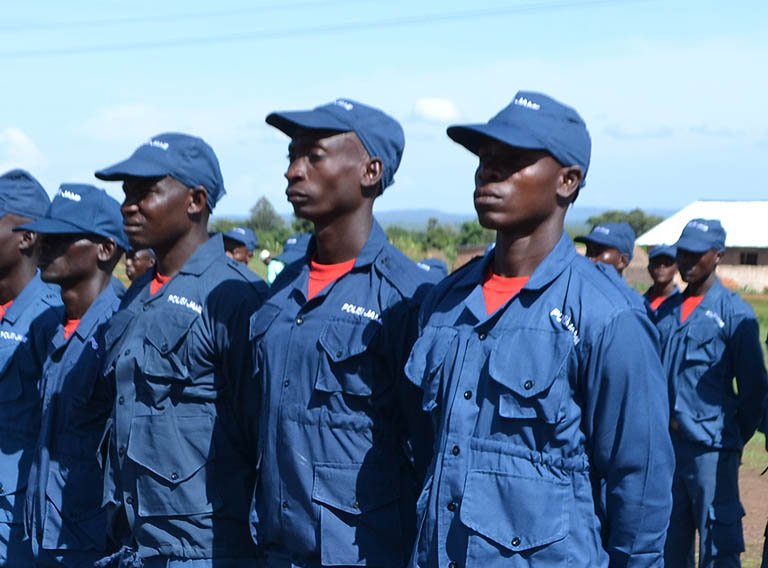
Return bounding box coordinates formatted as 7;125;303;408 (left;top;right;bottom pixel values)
249;99;434;566
575;221;636;276
656;219;768;567
94;133;268;566
644;244;679;320
222;226;258;266
405;91;674;566
21;184;127;567
0;169;61;566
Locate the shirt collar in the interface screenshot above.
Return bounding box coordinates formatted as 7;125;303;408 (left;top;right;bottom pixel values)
178;234;225;276
53;284;120;348
3;271;55;325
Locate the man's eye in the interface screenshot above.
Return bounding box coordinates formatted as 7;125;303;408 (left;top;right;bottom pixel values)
308;152;324;162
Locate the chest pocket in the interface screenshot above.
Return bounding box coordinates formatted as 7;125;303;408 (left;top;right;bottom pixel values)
0;338;23;402
102;310;136;375
405;326;458;412
249;303;281;377
316;318;382;397
488;329;571;424
684;327;725;365
142;309;199;381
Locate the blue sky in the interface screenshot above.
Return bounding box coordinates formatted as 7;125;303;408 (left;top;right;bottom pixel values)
1;0;766;221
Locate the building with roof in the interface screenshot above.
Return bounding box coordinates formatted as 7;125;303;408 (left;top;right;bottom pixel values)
636;200;768;291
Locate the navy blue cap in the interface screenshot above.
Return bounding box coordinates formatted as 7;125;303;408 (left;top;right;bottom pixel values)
648;244;677;260
266;99;405;190
674;219;726;253
94;132;226;210
17;184;128;249
276;233;311;264
417;257;449;279
575;222;636;260
447;91;591;187
223;226;258;252
0;169;50;219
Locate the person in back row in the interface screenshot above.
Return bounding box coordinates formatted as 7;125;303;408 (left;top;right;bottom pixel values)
249;99;434;567
222;226;258;266
0;169;61;567
21;184;127;567
404;91;673;566
124;247;155;281
644;244;679;320
93;132;268;567
575;221;636;276
656;219;768;567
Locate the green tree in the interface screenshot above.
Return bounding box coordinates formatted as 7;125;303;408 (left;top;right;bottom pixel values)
458;220;494;246
585;208;665;236
291;216;314;234
249;196;285;233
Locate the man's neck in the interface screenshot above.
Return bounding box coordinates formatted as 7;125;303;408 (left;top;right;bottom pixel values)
312;209;373;265
650;281;676;297
493;216;565;277
155;227;209;277
684;272;717;297
61;273;111;320
0;260;37;304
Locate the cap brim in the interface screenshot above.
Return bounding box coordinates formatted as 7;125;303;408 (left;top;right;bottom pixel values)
574;234;621;250
266;110;350;138
674;237;716;253
16;217;90;235
447;123;545;155
95;156;170;181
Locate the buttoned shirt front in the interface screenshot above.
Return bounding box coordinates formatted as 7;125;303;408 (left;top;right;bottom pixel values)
655;279;768;450
405;234;674;568
101;235;267;561
25;285;120;561
250;221;434;567
0;273;61;528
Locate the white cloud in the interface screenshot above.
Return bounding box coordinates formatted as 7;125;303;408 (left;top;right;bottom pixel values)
412;98;460;123
0;128;47;172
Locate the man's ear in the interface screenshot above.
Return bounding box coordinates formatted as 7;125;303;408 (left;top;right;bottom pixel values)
17;230;38;253
188;186;209;215
618;253;630;271
714;250;724;266
361;158;384;191
97;239;119;263
556;166;583;202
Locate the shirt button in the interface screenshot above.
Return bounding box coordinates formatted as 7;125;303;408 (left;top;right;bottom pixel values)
123;349;131;356
126;496;134;505
0;484;4;493
143;304;150;311
295;316;304;326
451;445;460;456
511;537;521;547
447;501;457;512
118;395;125;404
523;380;534;390
282;501;289;509
352;500;360;510
170;471;179;481
283;380;290;387
448;562;458;568
478;332;487;340
463;390;472;400
118;446;126;457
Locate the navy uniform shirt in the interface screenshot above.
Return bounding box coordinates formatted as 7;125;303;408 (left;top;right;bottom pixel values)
249;221;434;567
405;233;674;567
0;274;61;539
656;278;768;450
643;286;681;323
101;235;267;561
25;285;121;563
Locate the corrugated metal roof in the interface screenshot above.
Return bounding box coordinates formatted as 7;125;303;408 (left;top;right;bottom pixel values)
636;200;768;248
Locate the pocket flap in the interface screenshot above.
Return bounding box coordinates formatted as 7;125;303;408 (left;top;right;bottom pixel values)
404;326;458;388
103;310;135;350
144;310;198;355
127;414;213;484
488;329;570;398
249;303;281;341
319;318;381;363
312;463;400;515
460;470;570;552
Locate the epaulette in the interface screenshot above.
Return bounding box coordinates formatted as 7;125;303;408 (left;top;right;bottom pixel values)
374;245;434;298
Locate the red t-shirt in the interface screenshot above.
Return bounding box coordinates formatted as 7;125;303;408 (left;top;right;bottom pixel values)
308;258;356;300
0;300;14;320
63;319;81;340
150;272;172;296
647;293;670;312
482;269;530;315
681;295;704;323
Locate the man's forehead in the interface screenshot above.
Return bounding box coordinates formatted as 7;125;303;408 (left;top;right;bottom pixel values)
289;130;363;151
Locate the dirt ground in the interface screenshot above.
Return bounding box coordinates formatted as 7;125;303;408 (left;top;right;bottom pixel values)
741;465;767;567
